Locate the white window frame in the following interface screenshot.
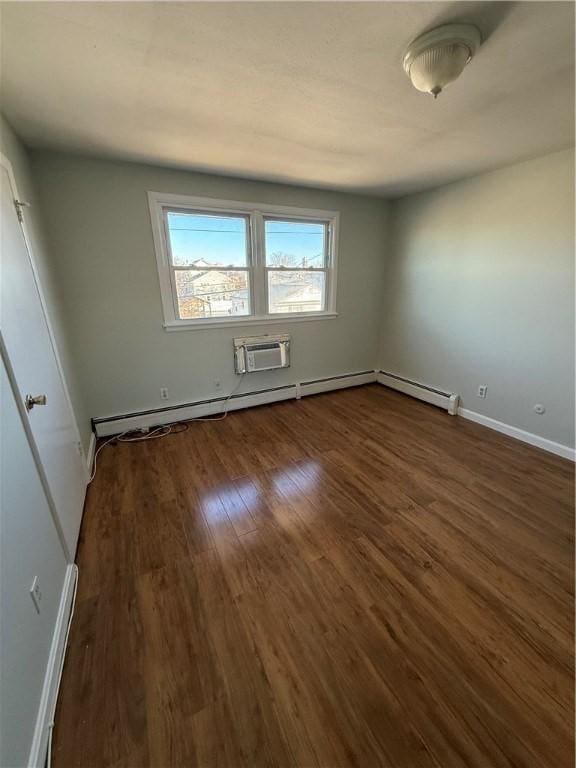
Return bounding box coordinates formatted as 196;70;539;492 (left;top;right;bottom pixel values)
148;191;339;331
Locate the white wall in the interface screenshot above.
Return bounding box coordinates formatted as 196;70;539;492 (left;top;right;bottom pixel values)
379;149;575;449
30;150;389;422
15;138;575;453
0;356;68;767
0;115;91;453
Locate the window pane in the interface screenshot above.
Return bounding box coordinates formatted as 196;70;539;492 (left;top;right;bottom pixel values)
175;269;250;319
267;270;325;314
167;212;248;267
265;219;326;268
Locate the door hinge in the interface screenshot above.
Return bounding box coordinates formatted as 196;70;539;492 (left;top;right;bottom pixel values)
14;199;30;223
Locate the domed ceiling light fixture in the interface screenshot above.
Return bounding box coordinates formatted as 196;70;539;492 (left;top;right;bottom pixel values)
403;23;481;98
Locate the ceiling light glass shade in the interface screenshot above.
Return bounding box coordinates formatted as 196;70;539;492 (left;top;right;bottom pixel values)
403;24;481;98
409;43;471;97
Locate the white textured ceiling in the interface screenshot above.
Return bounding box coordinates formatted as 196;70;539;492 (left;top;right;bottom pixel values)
0;1;574;196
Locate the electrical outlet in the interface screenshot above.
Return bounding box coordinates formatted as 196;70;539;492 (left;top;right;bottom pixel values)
214;379;222;391
30;576;42;613
160;387;169;400
477;384;488;399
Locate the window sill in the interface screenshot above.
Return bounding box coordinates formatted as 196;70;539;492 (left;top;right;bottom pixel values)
163;312;338;332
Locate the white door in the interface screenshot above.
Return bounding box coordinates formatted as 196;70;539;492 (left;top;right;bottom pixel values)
1;352;68;768
0;162;86;559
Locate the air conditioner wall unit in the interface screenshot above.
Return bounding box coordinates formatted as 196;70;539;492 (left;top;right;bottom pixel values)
234;334;291;374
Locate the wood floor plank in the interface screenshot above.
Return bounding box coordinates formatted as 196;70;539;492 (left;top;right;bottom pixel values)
54;385;574;767
53;577;148;767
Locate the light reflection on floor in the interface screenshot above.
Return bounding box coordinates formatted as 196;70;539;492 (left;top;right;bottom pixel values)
199;459;323;530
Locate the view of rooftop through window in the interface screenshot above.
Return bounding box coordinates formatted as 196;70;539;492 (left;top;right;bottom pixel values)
166;212;327;318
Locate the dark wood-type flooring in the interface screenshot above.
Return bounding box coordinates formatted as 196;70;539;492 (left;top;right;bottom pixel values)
53;385;574;768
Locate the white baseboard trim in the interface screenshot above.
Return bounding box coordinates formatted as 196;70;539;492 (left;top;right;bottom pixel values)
86;431;96;475
93;370;377;437
28;563;77;768
377;371;459;415
94;386;297;436
458;408;575;461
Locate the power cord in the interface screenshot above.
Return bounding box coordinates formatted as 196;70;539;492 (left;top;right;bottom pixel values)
185;371;246;422
88;373;246;483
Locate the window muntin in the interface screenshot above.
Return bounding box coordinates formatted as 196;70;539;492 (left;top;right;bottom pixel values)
165;211;251;319
150;193;338;329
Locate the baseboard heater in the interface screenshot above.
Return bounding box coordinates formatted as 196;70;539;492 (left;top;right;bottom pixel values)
377;370;460;415
92;370;376;437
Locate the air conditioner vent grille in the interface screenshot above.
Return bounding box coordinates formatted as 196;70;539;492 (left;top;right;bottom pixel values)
234;334;290;374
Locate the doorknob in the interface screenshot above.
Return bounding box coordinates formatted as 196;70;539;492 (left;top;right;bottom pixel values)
25;394;47;410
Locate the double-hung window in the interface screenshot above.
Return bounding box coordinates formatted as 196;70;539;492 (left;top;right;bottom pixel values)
148;192;339;330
